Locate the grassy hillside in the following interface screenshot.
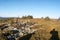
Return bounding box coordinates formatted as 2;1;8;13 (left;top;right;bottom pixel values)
0;18;60;40
17;18;60;40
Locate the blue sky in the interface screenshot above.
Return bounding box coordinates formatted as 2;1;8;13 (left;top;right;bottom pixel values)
0;0;60;18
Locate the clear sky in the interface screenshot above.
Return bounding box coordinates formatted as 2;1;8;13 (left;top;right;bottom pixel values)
0;0;60;18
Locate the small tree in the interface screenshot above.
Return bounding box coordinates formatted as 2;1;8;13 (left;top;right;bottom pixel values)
22;16;27;19
41;17;44;19
44;16;50;21
22;15;33;19
27;15;33;19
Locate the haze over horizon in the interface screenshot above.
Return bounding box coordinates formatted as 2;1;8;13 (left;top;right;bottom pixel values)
0;0;60;19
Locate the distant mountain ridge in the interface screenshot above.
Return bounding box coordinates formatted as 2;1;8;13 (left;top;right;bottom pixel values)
0;17;20;20
0;17;8;20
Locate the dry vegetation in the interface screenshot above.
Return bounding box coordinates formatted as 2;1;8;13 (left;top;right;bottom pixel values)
0;18;60;40
18;18;60;40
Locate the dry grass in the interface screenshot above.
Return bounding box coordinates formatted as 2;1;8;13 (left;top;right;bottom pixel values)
0;18;60;40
